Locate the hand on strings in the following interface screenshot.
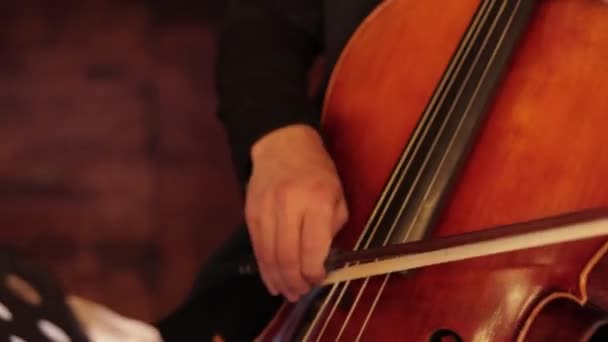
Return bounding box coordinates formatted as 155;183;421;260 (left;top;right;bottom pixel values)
245;124;349;302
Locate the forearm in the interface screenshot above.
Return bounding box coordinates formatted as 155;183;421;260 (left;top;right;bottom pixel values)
215;0;323;184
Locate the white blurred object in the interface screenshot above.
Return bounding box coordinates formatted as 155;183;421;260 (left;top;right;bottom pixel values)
67;296;163;342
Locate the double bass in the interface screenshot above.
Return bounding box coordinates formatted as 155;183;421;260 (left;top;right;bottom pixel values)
257;0;608;340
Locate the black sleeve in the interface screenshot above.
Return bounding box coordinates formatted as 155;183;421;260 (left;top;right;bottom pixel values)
215;0;324;185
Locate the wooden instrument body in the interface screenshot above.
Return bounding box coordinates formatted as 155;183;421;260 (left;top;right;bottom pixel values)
261;0;608;340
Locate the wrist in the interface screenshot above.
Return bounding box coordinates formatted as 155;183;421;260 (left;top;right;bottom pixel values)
251;124;322;161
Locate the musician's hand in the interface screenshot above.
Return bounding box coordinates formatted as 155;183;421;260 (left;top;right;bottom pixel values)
246;124;349;302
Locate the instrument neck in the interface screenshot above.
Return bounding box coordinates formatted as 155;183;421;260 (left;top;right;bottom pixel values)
357;0;539;251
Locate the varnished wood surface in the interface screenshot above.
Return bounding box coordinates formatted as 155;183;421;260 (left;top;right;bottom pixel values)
325;1;608;340
263;0;608;340
0;0;241;323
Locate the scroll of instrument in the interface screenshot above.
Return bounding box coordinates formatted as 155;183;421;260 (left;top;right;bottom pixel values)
256;0;608;341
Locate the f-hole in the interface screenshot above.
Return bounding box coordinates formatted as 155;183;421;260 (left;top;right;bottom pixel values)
589;323;608;341
429;328;463;342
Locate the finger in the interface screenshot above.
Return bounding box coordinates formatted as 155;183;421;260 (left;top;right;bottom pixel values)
246;195;279;296
259;194;283;296
332;197;349;235
300;198;335;285
275;189;309;302
249;222;279;296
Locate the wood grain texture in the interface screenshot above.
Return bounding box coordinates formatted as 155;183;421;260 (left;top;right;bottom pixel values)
0;0;240;323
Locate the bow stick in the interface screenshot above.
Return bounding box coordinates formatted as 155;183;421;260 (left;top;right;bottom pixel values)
222;207;608;286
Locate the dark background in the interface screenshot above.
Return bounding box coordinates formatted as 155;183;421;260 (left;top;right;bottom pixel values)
0;0;241;323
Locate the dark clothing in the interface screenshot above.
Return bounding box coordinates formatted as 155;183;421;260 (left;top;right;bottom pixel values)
156;225;283;341
216;0;379;185
157;1;379;340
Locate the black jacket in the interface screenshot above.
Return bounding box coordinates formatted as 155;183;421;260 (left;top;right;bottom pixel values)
158;2;383;341
216;0;380;185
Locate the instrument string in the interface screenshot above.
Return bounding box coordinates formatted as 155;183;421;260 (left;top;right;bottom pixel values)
313;0;496;338
346;0;508;338
355;0;524;340
340;3;500;339
304;1;497;340
302;0;467;334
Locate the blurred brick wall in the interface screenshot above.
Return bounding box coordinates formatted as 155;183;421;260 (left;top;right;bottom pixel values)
0;0;242;322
